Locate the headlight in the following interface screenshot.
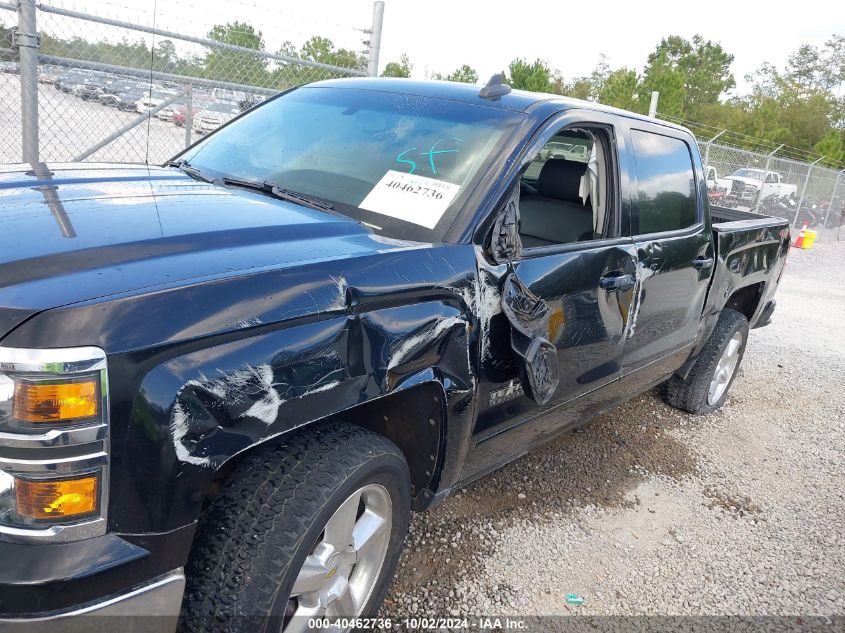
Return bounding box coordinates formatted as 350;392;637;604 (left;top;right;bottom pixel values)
0;346;109;542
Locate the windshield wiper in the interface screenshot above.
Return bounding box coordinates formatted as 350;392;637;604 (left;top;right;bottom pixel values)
219;176;336;213
166;159;214;183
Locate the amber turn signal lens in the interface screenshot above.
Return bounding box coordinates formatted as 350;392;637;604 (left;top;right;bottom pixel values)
13;379;98;422
15;475;98;520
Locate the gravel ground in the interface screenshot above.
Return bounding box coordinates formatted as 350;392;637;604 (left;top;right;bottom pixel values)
383;242;845;622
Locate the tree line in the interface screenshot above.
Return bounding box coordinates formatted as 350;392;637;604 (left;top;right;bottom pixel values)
383;35;845;167
1;18;842;165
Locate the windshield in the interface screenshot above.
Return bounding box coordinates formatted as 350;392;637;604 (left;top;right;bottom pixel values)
731;169;765;181
179;86;524;241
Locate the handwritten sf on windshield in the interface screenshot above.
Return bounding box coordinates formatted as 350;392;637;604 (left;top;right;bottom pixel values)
396;137;463;175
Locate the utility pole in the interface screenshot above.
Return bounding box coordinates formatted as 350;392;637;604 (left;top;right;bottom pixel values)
366;1;385;77
16;0;39;163
648;91;659;118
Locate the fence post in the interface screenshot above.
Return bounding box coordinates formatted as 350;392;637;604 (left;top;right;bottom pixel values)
754;144;784;215
184;83;193;148
703;130;726;169
16;0;39;163
366;1;384;77
793;157;824;228
822;169;843;230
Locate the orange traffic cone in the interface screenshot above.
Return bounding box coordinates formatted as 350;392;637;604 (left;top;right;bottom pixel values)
793;222;808;248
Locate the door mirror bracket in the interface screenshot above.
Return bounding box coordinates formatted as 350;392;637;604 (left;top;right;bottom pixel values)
488;184;522;264
501;275;560;405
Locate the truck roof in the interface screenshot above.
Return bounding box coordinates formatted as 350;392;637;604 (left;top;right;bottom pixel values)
313;78;692;135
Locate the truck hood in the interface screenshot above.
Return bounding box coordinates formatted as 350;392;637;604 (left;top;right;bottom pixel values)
0;163;412;339
724;176;763;187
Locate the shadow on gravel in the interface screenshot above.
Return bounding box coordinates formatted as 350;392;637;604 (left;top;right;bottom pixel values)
384;389;699;607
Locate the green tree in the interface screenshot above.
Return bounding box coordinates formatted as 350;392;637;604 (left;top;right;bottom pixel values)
813;130;845;167
381;53;412;77
506;58;552;92
153;39;177;71
446;64;478;83
598;68;640;111
273;36;365;87
647;35;734;117
638;51;686;117
204;22;267;85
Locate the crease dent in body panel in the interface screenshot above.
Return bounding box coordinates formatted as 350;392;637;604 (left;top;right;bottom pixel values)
387;315;470;372
623;261;656;340
327;275;349;311
441;268;501;362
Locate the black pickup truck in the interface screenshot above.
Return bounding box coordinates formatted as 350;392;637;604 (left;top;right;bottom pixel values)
0;77;789;632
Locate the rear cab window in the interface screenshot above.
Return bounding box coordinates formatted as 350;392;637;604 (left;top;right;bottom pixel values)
630;130;698;235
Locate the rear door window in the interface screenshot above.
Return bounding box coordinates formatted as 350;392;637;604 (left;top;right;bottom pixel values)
630;130;697;235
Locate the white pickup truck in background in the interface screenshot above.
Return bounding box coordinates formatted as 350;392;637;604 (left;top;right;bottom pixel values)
720;168;798;208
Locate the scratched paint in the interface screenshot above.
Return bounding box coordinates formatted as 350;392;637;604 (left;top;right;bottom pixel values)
623;261;656;340
171;363;346;466
327;275;349;312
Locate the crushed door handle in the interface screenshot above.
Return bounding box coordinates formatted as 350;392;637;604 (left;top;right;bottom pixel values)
693;256;714;270
599;273;635;291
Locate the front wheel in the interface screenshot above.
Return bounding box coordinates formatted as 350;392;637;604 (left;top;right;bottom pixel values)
663;308;749;415
180;422;411;633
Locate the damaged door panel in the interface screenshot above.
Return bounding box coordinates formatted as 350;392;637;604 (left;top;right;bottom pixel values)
500;274;559;405
469;242;640;470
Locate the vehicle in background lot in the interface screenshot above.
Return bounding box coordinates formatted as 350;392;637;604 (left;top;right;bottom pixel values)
0;78;790;632
704;165;735;206
171;102;205;126
723;168;798;208
136;89;180;114
37;65;61;84
192;100;240;134
54;70;90;93
0;61;19;74
74;75;116;101
97;81;139;107
238;94;267;111
155;101;182;122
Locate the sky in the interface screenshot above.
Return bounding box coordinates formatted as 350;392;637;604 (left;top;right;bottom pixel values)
24;0;845;97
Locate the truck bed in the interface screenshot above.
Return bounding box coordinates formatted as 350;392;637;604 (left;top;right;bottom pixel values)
706;205;790;330
710;205;790;233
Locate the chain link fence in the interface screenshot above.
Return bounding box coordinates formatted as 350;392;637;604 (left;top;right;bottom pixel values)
0;1;842;240
663;115;845;242
0;0;374;164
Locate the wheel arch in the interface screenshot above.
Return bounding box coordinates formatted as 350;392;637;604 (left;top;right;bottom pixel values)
207;380;448;513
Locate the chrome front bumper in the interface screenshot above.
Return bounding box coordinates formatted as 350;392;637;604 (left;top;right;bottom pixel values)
0;569;184;633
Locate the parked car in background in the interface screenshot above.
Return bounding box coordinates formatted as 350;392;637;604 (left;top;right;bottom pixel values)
172;102;205;126
114;87;149;111
192;100;241;134
136;89;179;114
54;70;90;93
723;168;798;208
37;65;61;84
74;75;115;101
0;61;19;74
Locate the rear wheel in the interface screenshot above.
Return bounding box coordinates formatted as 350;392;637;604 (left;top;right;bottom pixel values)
663;308;749;415
180;422;411;633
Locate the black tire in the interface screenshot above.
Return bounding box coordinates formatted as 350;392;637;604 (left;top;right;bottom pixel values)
662;308;749;415
179;422;411;633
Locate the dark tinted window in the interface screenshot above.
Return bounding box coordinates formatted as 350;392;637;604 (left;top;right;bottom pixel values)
631;130;697;234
